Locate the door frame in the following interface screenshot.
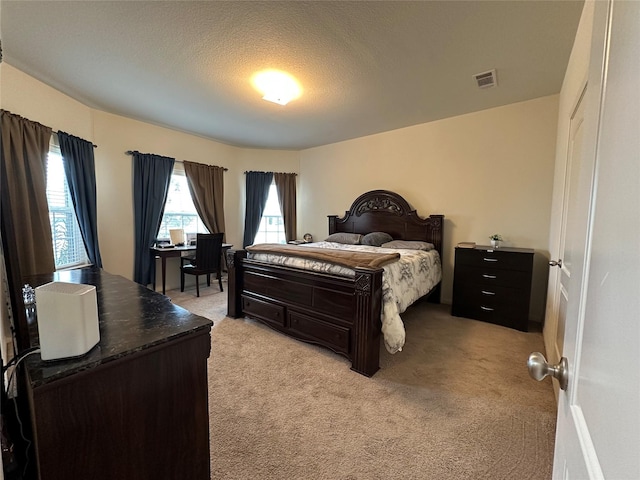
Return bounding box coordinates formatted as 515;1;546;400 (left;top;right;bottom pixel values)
543;82;587;399
542;0;595;401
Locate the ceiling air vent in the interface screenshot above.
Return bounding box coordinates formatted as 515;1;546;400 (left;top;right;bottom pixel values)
473;69;497;89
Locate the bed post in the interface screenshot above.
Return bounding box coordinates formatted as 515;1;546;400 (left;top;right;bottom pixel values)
226;249;246;318
351;267;383;377
327;215;337;234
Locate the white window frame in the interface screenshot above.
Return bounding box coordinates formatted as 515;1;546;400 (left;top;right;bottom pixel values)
46;138;90;269
157;164;208;243
253;182;286;245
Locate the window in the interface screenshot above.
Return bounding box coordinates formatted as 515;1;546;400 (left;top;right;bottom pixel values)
157;165;208;242
253;183;286;244
46;141;90;269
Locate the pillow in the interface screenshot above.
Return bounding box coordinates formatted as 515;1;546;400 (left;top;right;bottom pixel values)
325;232;363;244
381;240;435;251
361;232;394;247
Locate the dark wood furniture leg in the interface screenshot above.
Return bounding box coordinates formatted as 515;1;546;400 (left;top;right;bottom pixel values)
226;250;244;318
161;255;168;295
352;268;383;376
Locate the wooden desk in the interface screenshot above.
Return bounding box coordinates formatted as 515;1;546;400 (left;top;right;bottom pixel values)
23;267;213;480
151;243;232;294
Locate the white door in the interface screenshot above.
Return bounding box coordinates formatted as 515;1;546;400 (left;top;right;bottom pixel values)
550;0;640;477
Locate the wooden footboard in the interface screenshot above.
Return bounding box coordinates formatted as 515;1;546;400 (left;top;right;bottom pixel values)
227;189;444;377
227;249;383;376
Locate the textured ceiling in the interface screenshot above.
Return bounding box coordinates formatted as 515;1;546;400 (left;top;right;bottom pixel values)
1;1;584;150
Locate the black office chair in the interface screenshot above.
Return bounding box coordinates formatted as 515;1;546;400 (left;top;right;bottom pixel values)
180;233;224;297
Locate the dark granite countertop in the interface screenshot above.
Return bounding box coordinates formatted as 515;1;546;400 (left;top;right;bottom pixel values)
23;267;212;388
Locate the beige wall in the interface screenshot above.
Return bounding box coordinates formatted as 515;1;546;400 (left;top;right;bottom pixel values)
1;64;93;139
299;95;560;320
2;62;559;320
1;64;299;290
92;112;298;288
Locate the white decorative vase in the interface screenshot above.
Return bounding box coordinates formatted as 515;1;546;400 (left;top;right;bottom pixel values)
491;239;500;249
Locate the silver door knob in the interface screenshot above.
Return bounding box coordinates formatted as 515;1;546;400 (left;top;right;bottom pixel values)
549;259;563;267
527;352;568;391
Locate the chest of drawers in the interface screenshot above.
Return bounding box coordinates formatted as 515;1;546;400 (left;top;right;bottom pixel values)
451;245;534;331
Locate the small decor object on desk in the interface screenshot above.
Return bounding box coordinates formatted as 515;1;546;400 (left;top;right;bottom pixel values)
22;284;36;306
489;234;503;249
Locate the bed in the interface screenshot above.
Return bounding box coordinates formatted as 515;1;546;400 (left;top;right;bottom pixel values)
226;190;444;377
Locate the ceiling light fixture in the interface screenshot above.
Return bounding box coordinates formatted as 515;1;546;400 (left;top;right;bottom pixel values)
252;70;301;106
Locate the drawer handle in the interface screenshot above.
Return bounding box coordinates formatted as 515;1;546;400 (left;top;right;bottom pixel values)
481;306;495;311
481;290;496;296
482;274;497;279
483;258;498;262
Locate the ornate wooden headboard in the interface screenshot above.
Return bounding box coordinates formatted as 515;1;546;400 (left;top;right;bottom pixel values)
327;190;444;259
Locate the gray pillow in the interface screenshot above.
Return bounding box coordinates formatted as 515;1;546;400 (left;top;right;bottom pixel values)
361;232;394;247
325;232;362;244
381;240;435;251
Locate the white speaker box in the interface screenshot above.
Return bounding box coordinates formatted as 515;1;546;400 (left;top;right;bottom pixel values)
34;282;100;361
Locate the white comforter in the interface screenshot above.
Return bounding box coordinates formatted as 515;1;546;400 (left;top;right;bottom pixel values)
247;241;442;354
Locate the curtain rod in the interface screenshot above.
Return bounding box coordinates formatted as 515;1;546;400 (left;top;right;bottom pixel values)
54;131;97;148
125;150;228;171
244;171;297;176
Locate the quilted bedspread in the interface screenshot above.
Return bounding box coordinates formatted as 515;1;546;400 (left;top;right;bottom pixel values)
247;241;442;354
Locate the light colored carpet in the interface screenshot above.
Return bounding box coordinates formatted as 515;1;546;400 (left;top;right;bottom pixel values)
167;283;557;480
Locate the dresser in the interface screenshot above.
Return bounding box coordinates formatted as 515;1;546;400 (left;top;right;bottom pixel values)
22;267;213;480
451;245;534;331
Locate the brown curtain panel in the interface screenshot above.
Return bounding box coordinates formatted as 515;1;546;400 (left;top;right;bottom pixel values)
274;172;297;243
0;110;55;276
183;161;226;241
